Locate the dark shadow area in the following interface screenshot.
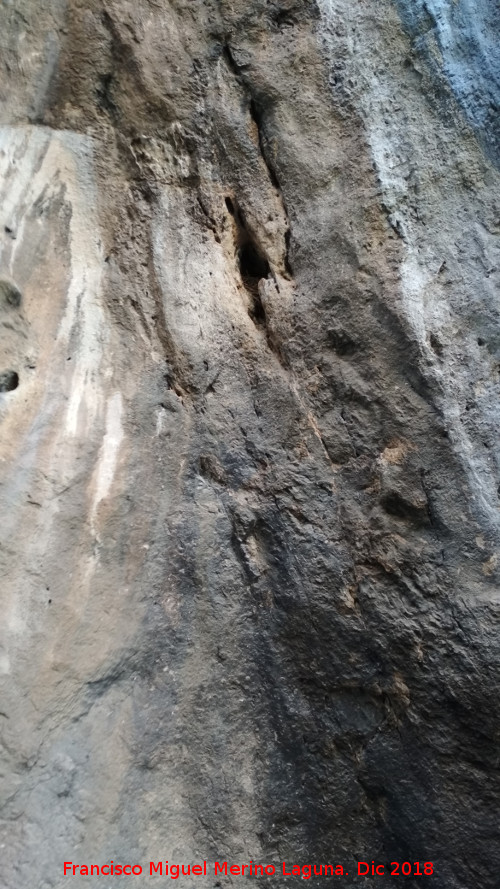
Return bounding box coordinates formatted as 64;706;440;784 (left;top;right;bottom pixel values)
0;370;19;392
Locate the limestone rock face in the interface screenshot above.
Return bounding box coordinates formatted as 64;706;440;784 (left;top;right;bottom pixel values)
0;2;499;887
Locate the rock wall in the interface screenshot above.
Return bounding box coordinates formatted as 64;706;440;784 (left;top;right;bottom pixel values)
0;2;499;887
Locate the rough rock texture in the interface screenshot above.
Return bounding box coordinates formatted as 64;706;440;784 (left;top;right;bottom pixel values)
0;1;499;887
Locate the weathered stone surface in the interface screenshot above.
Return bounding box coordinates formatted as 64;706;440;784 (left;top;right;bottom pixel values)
0;2;499;888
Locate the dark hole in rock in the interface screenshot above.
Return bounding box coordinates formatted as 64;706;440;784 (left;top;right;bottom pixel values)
96;73;117;116
0;370;19;392
239;241;270;281
249;98;263;129
284;228;293;276
0;278;22;308
381;491;428;526
478;337;485;346
226;195;271;326
429;332;444;355
238;242;270;327
274;8;297;28
328;327;357;356
249;291;266;325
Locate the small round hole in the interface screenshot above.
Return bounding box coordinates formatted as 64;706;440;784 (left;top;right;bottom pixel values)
0;370;19;392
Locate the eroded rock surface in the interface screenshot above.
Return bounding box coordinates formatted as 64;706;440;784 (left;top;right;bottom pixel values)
0;2;499;887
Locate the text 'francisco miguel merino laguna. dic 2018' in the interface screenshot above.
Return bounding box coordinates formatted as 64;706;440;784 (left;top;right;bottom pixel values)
63;859;435;878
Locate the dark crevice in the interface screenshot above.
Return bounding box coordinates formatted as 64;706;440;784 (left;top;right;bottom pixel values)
196;193;220;241
96;72;118;117
273;8;299;29
284;228;293;276
226;200;288;365
222;43;294;280
251;104;293;276
249;98;281;191
225;195;271;315
380;491;430;527
249;292;267;327
429;332;444;356
239;241;270;281
327;327;359;356
226;203;271;328
0;280;22;308
247;94;293;276
239;242;269;327
420;468;439;530
129;296;152;342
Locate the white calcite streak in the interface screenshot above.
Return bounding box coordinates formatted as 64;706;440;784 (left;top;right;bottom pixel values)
91;392;124;531
53;133;107;440
0;125;111;677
